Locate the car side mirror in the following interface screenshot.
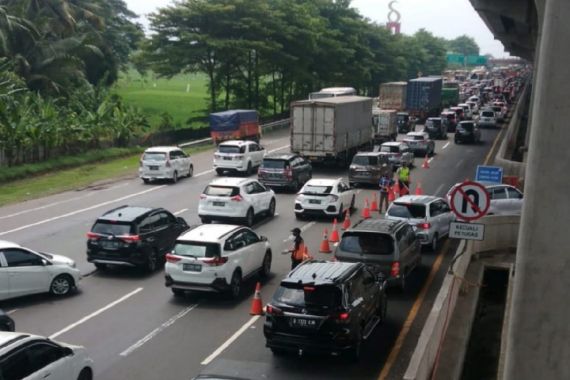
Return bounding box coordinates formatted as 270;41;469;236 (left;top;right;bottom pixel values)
260;235;268;242
62;347;74;356
41;259;51;266
176;217;188;227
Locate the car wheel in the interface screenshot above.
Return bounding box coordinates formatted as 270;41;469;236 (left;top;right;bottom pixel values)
188;164;194;177
229;270;242;299
398;271;407;292
260;251;272;278
146;251;158;273
431;233;439;252
290;180;299;192
216;168;224;176
455;139;460;144
295;213;304;221
348;331;362;362
172;288;185;298
142;178;150;184
244;208;255;227
172;171;178;183
50;274;74;296
271;347;287;356
200;217;211;224
245;162;253;176
77;368;93;380
94;263;107;271
267;198;276;217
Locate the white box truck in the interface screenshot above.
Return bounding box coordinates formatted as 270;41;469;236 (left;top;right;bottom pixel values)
290;96;373;165
372;108;398;144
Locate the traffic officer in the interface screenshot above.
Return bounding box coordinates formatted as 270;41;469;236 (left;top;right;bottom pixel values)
396;162;411;195
378;165;393;214
289;228;305;270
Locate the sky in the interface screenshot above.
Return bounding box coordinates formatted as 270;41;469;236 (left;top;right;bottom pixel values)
123;0;509;58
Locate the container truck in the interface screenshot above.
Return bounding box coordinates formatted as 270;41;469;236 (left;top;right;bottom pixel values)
372;108;398;144
406;77;443;121
379;82;407;110
209;110;260;145
290;96;373;165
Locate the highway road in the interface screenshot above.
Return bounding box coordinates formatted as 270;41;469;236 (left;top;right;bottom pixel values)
0;125;502;380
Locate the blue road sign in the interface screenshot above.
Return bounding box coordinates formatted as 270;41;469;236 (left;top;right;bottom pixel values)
476;165;503;184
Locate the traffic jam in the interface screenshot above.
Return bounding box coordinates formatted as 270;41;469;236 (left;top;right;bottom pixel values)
0;66;528;380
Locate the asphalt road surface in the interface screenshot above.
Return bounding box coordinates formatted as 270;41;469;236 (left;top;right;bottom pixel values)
0;125;502;380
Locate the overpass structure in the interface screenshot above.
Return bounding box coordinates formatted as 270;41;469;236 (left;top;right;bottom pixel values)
468;1;570;379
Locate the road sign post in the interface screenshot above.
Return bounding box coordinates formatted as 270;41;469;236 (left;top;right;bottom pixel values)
476;165;503;184
449;222;485;240
449;181;490;221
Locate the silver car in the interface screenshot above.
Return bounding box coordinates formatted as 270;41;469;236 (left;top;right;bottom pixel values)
385;195;455;251
447;183;523;216
402;132;435;156
375;141;415;167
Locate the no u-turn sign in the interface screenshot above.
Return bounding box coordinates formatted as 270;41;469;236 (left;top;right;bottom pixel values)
449;181;490;221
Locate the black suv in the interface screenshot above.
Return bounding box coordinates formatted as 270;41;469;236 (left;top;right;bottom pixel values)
0;309;15;331
264;260;387;361
257;153;312;191
424;117;448;139
87;206;189;272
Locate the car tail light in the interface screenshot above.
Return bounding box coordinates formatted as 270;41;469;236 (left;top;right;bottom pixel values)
199;194;207;199
119;235;140;243
165;253;181;263
418;222;431;229
87;232;100;240
332;312;350;323
266;304;283;316
390;261;400;277
203;256;228;266
230;195;243;202
303;286;316;292
284;167;293;179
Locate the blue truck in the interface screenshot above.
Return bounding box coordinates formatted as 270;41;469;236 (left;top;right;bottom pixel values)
406;77;443;122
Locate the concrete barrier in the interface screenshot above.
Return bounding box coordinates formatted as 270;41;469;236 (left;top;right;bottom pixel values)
469;215;520;253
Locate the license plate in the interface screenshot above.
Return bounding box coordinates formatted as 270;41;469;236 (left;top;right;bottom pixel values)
223;157;232;160
309;199;321;204
213;201;225;207
101;240;119;249
149;166;159;170
290;317;318;328
183;263;202;272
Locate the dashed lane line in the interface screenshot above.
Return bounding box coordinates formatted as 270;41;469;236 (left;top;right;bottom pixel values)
174;208;188;215
442;142;450;150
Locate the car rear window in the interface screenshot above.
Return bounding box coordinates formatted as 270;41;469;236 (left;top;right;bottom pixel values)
92;222;133;236
482;111;495;117
143;152;166;161
302;185;332;195
339;232;394;255
492;107;502;112
459;123;474;131
352;155;378;166
426;119;441;127
380;145;398;153
204;186;240;197
410;135;424;141
387;203;426;218
218;145;244;154
274;285;342;309
173;241;220;258
262;159;287;169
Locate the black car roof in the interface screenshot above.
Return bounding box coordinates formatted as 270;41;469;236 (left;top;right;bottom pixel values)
98;205;157;222
349;218;406;233
263;153;297;161
282;260;362;286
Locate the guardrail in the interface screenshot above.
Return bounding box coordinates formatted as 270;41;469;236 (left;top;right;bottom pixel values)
178;118;290;148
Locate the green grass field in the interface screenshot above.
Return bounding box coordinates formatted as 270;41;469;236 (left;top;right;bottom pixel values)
115;70;210;129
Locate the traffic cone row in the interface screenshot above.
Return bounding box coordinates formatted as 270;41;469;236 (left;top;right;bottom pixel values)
329;218;340;243
342;209;351;230
371;194;379;212
319;228;332;253
361;198;371;219
250;282;264;315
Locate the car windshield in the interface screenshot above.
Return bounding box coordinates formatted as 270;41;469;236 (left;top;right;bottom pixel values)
218;145;244;154
380;145;398;153
203;186;240;197
426;119;441;127
387;203;426;218
92;222;132;236
274;285;342;309
262;159;286;169
409;135;425;141
396;115;408;122
143;152;166;161
492;107;501;112
482;111;495;117
302;185;332;195
459;123;474;131
173;241;220;258
352;155;378;166
339;232;394;255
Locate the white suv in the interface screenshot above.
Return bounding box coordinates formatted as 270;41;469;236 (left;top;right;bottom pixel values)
0;331;94;380
198;178;276;226
0;241;81;301
139;146;193;184
164;224;272;299
386;195;455;251
294;178;356;220
214;140;265;176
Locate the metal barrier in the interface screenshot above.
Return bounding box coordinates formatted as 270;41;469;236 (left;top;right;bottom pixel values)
178;118;290;148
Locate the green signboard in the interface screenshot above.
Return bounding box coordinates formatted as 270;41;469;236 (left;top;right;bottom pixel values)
466;55;488;65
447;54;487;66
446;53;464;64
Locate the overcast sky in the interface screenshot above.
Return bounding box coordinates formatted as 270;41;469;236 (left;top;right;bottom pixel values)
124;0;509;58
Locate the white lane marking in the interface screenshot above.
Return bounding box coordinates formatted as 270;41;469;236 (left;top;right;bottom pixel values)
6;309;18;315
174;208;188;215
0;187;165;237
120;304;199;357
0;183;130;221
194;169;214;177
428;157;434;163
435;184;445;196
49;287;143;340
201;315;261;365
357;189;363;194
442;142;450;150
283;221;316;243
267;144;290;154
455;159;465;168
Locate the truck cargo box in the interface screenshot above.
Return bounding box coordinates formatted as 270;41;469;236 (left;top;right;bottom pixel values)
372;109;397;143
209;110;259;144
406;77;443;111
379;82;407;110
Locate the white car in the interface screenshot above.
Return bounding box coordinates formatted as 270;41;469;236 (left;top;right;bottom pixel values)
139;146;193;184
294;178;356;220
164;224;272;299
0;331;94;380
0;241;81;301
458;103;473;119
213;140;265;176
385;195;454;251
447;183;523;216
198;178;276;226
466;100;479;114
478;109;498;128
402;131;435;156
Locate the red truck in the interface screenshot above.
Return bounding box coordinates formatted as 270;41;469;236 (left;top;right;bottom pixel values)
209;110;260;145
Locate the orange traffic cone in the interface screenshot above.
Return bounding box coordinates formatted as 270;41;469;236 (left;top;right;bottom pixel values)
388;186;396;202
342;209;351;230
329;218;340;243
361;198;371;219
319;229;332;253
415;182;424;195
250;282;264;316
393;181;401;197
422;154;430;169
371;194;379;212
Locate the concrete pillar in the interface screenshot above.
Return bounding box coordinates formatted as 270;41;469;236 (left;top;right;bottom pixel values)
505;0;570;379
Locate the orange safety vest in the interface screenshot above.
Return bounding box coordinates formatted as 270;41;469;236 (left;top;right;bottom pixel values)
292;242;306;261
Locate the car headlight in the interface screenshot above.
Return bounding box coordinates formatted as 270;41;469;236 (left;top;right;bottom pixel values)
328;195;339;203
69;260;77;268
